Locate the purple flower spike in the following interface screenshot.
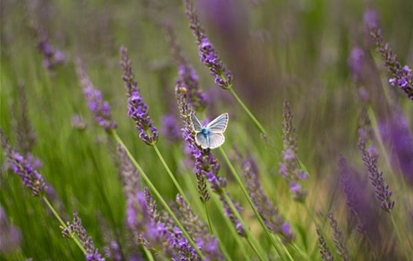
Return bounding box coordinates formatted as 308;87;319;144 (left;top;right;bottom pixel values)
279;100;307;201
76;59;117;132
366;8;413;100
358;136;394;212
1;129;47;197
316;227;334;261
184;0;233;90
165;24;208;112
161;114;181;143
62;212;105;261
119;46;158;145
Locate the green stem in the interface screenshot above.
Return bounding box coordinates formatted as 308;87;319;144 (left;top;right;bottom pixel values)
219;147;290;261
142;246;155;261
222;193;268;261
42;197;86;254
112;131;205;259
390;213;412;258
203;201;213;234
228;88;269;137
152;144;188;202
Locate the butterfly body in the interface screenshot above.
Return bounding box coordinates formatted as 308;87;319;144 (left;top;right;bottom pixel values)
191;113;229;149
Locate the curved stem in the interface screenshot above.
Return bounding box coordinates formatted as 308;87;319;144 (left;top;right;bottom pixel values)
112;131;205;259
152;144;188;202
142;246;155;261
43;197;86;254
219;147;290;261
228;88;269;137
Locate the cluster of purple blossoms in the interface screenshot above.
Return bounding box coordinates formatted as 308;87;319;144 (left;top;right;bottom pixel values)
241;155;293;242
119;46;158;145
365;9;413;100
37;38;66;70
164;23;208;112
358;135;394;213
0;206;21;253
1;129;47;197
279;100;308;201
62;212;105;261
183;0;233;90
175;83;225;200
76;59;117;132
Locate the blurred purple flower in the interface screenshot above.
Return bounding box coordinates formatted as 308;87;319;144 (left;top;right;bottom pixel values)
348;47;365;82
62;211;105;261
1;129;47;197
0;206;21;253
366;8;413;100
241;154;293;242
37;39;66;71
379;113;413;183
219;194;245;236
119;46;158;145
279;100;307;201
161;114;181;143
183;0;233;90
76;59;117;132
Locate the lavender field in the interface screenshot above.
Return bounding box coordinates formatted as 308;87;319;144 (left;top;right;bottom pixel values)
1;0;412;260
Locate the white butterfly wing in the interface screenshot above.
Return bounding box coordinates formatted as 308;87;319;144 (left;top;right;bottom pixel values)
206;113;229;133
208;133;225;149
191;113;203;132
195;132;210;149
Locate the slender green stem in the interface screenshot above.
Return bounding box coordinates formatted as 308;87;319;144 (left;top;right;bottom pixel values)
42;197;86;254
203;201;213;234
152;144;188;202
390;213;412;258
142;246;155;261
228;88;269;137
112;131;205;259
222;193;268;261
219;147;290;261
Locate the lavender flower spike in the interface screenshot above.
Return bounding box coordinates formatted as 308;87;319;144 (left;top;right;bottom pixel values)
184;0;233;90
165;23;208;112
358;136;394;212
327;212;350;261
279;100;308;201
0;129;47;197
119;46;158;145
0;206;21;253
366;9;413;100
76;59;117;132
62;211;105;261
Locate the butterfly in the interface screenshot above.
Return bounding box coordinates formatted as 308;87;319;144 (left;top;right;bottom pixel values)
191;113;229;149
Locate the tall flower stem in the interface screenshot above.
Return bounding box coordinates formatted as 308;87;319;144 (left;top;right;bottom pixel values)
42;197;86;254
219;147;291;261
111;131;205;259
228;88;270;138
152;144;188;202
203;201;213;234
221;193;268;261
142;246;155;261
